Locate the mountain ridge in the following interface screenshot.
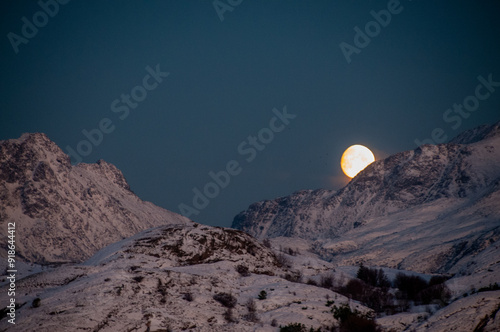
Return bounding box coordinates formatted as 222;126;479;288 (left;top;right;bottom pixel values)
232;121;500;274
0;132;191;265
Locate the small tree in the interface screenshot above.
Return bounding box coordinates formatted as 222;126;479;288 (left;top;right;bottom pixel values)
258;290;267;300
376;269;391;289
357;264;389;288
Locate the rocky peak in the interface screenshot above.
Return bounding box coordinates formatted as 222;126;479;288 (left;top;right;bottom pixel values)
449;120;500;144
0;133;190;265
0;133;71;184
78;159;132;192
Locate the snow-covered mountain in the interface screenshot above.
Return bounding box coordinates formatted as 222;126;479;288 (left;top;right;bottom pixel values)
2;223;498;332
0;133;191;265
232;122;500;274
1;125;500;331
0;224;368;332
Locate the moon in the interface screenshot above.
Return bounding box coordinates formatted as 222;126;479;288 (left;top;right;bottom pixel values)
341;145;375;178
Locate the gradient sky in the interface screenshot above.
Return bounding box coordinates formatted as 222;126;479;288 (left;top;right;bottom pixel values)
1;0;500;227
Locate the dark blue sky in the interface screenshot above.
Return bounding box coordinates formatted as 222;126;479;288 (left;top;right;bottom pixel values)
1;0;500;227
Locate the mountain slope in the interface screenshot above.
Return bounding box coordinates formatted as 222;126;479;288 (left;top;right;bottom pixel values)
0;133;191;265
232;122;500;274
0;224;366;332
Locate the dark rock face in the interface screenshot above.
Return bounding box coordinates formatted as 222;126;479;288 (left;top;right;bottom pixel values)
0;133;190;264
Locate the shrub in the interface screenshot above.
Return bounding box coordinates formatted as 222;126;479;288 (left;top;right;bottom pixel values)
258;290;267;300
394;273;451;306
338;279;393;313
284;271;303;283
213;292;237;308
343;279;367;300
244;311;259;322
236;264;250;277
32;298;41;308
271;318;278;327
332;303;353;323
279;323;307;332
183;292;194;302
477;283;500;293
276;252;291;268
429;275;449;286
320;274;335;289
244;298;259;322
133;276;144;283
263;238;271;248
246;298;256;312
306;278;318;286
420;283;451;305
332;304;379;332
341;314;379;332
364;287;392;313
223;308;237;322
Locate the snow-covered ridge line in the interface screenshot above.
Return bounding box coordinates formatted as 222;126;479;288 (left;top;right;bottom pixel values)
0;132;191;266
232;121;500;274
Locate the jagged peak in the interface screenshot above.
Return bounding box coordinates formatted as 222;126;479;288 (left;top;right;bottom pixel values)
1;132;71;165
0;133;133;191
1;132;49;143
449;119;500;145
77;159;131;192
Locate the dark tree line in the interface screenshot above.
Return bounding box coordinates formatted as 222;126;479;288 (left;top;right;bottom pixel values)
336;265;451;314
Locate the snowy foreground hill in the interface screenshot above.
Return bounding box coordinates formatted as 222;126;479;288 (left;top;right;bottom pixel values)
1;125;499;331
0;224;371;331
1;224;499;331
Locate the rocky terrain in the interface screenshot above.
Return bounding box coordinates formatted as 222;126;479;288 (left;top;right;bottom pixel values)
0;133;190;266
0;224;367;331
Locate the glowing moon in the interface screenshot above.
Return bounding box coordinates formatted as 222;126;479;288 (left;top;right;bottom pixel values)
341;145;375;178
